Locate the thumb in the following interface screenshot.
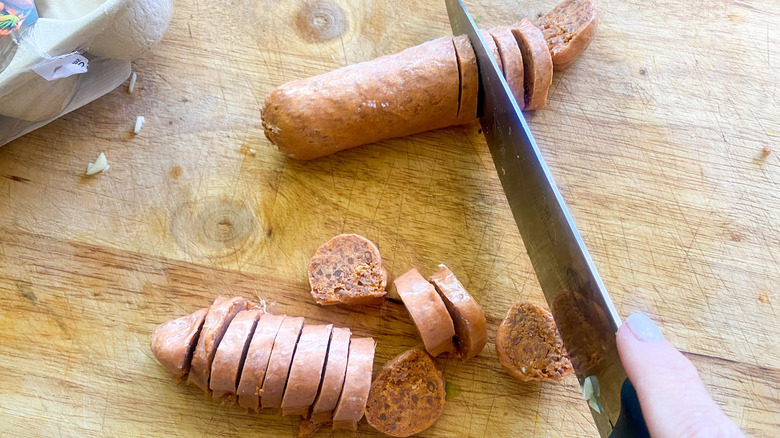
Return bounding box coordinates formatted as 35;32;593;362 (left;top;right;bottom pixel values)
616;313;744;438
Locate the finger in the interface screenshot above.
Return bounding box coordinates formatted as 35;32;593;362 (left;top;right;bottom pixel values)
616;313;744;438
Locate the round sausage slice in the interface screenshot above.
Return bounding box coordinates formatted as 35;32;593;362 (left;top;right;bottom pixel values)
365;348;446;437
332;337;376;431
311;327;351;424
451;31;505;124
394;268;456;357
308;234;388;306
260;316;305;409
488;26;525;109
496;301;573;381
453;35;479;123
282;324;334;417
537;0;598;69
481;29;504;73
237;313;286;411
262;37;460;160
510;19;554;111
209;309;263;400
188;296;248;393
150;307;208;382
428;265;487;360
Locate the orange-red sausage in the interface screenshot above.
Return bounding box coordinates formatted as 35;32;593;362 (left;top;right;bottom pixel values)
428;265;487;360
511;19;554;110
210;309;263;399
150;307;208;382
311;327;351;423
236;313;286;411
188;296;248;393
332;337;376;430
263;37;461;160
393;268;456;357
281;324;333;416
261;316;305;409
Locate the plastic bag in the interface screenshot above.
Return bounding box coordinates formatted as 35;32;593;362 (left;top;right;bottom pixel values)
0;0;174;146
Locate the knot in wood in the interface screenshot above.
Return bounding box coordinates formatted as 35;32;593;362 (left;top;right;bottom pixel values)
171;197;257;260
296;1;347;42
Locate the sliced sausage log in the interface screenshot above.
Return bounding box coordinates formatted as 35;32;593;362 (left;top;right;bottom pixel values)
209;309;263;400
311;327;352;424
488;26;525;109
260;316;305;409
261;1;601;160
150;307;208;382
511;19;554;111
188;296;248;393
281;324;334;417
428;265;487;360
263;37;461;160
237;313;286;411
308;234;388;306
394;268;456;357
262;33;512;160
365;348;446;437
332;337;376;431
151;302;377;428
537;0;598;69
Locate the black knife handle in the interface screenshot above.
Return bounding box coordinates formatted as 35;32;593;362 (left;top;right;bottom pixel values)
609;379;651;438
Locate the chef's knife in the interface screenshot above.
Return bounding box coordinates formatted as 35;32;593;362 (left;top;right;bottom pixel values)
445;1;649;436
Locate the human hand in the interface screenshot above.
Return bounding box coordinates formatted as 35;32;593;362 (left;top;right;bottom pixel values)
616;313;745;438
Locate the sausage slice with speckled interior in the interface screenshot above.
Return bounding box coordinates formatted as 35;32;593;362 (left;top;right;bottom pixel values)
510;19;554;111
311;327;352;424
150;307;208;382
282;324;334;417
260;316;305;409
365;348;446;437
428;265;487;360
496;301;573;381
332;337;375;431
209;309;263;400
538;0;598;69
188;296;248;393
308;234;388;306
394;268;456;357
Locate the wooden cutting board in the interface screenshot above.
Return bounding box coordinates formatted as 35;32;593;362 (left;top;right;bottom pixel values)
0;0;778;436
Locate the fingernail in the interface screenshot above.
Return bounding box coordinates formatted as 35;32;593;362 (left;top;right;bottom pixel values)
625;312;664;342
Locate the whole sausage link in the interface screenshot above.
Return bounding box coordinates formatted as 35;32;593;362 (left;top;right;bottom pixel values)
262;37;461;160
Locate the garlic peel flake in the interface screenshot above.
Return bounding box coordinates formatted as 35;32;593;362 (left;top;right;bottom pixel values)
86;152;109;176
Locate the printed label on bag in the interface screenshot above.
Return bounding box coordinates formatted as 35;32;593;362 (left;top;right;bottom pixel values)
33;53;89;81
0;0;38;39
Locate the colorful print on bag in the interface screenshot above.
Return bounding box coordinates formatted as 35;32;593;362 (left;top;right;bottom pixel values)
0;0;38;38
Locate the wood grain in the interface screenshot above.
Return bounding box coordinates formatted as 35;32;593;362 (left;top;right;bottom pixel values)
0;0;778;436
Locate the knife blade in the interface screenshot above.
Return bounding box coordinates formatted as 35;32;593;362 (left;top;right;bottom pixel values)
445;1;648;436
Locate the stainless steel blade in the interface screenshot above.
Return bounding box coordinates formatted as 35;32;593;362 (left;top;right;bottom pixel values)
446;0;630;435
